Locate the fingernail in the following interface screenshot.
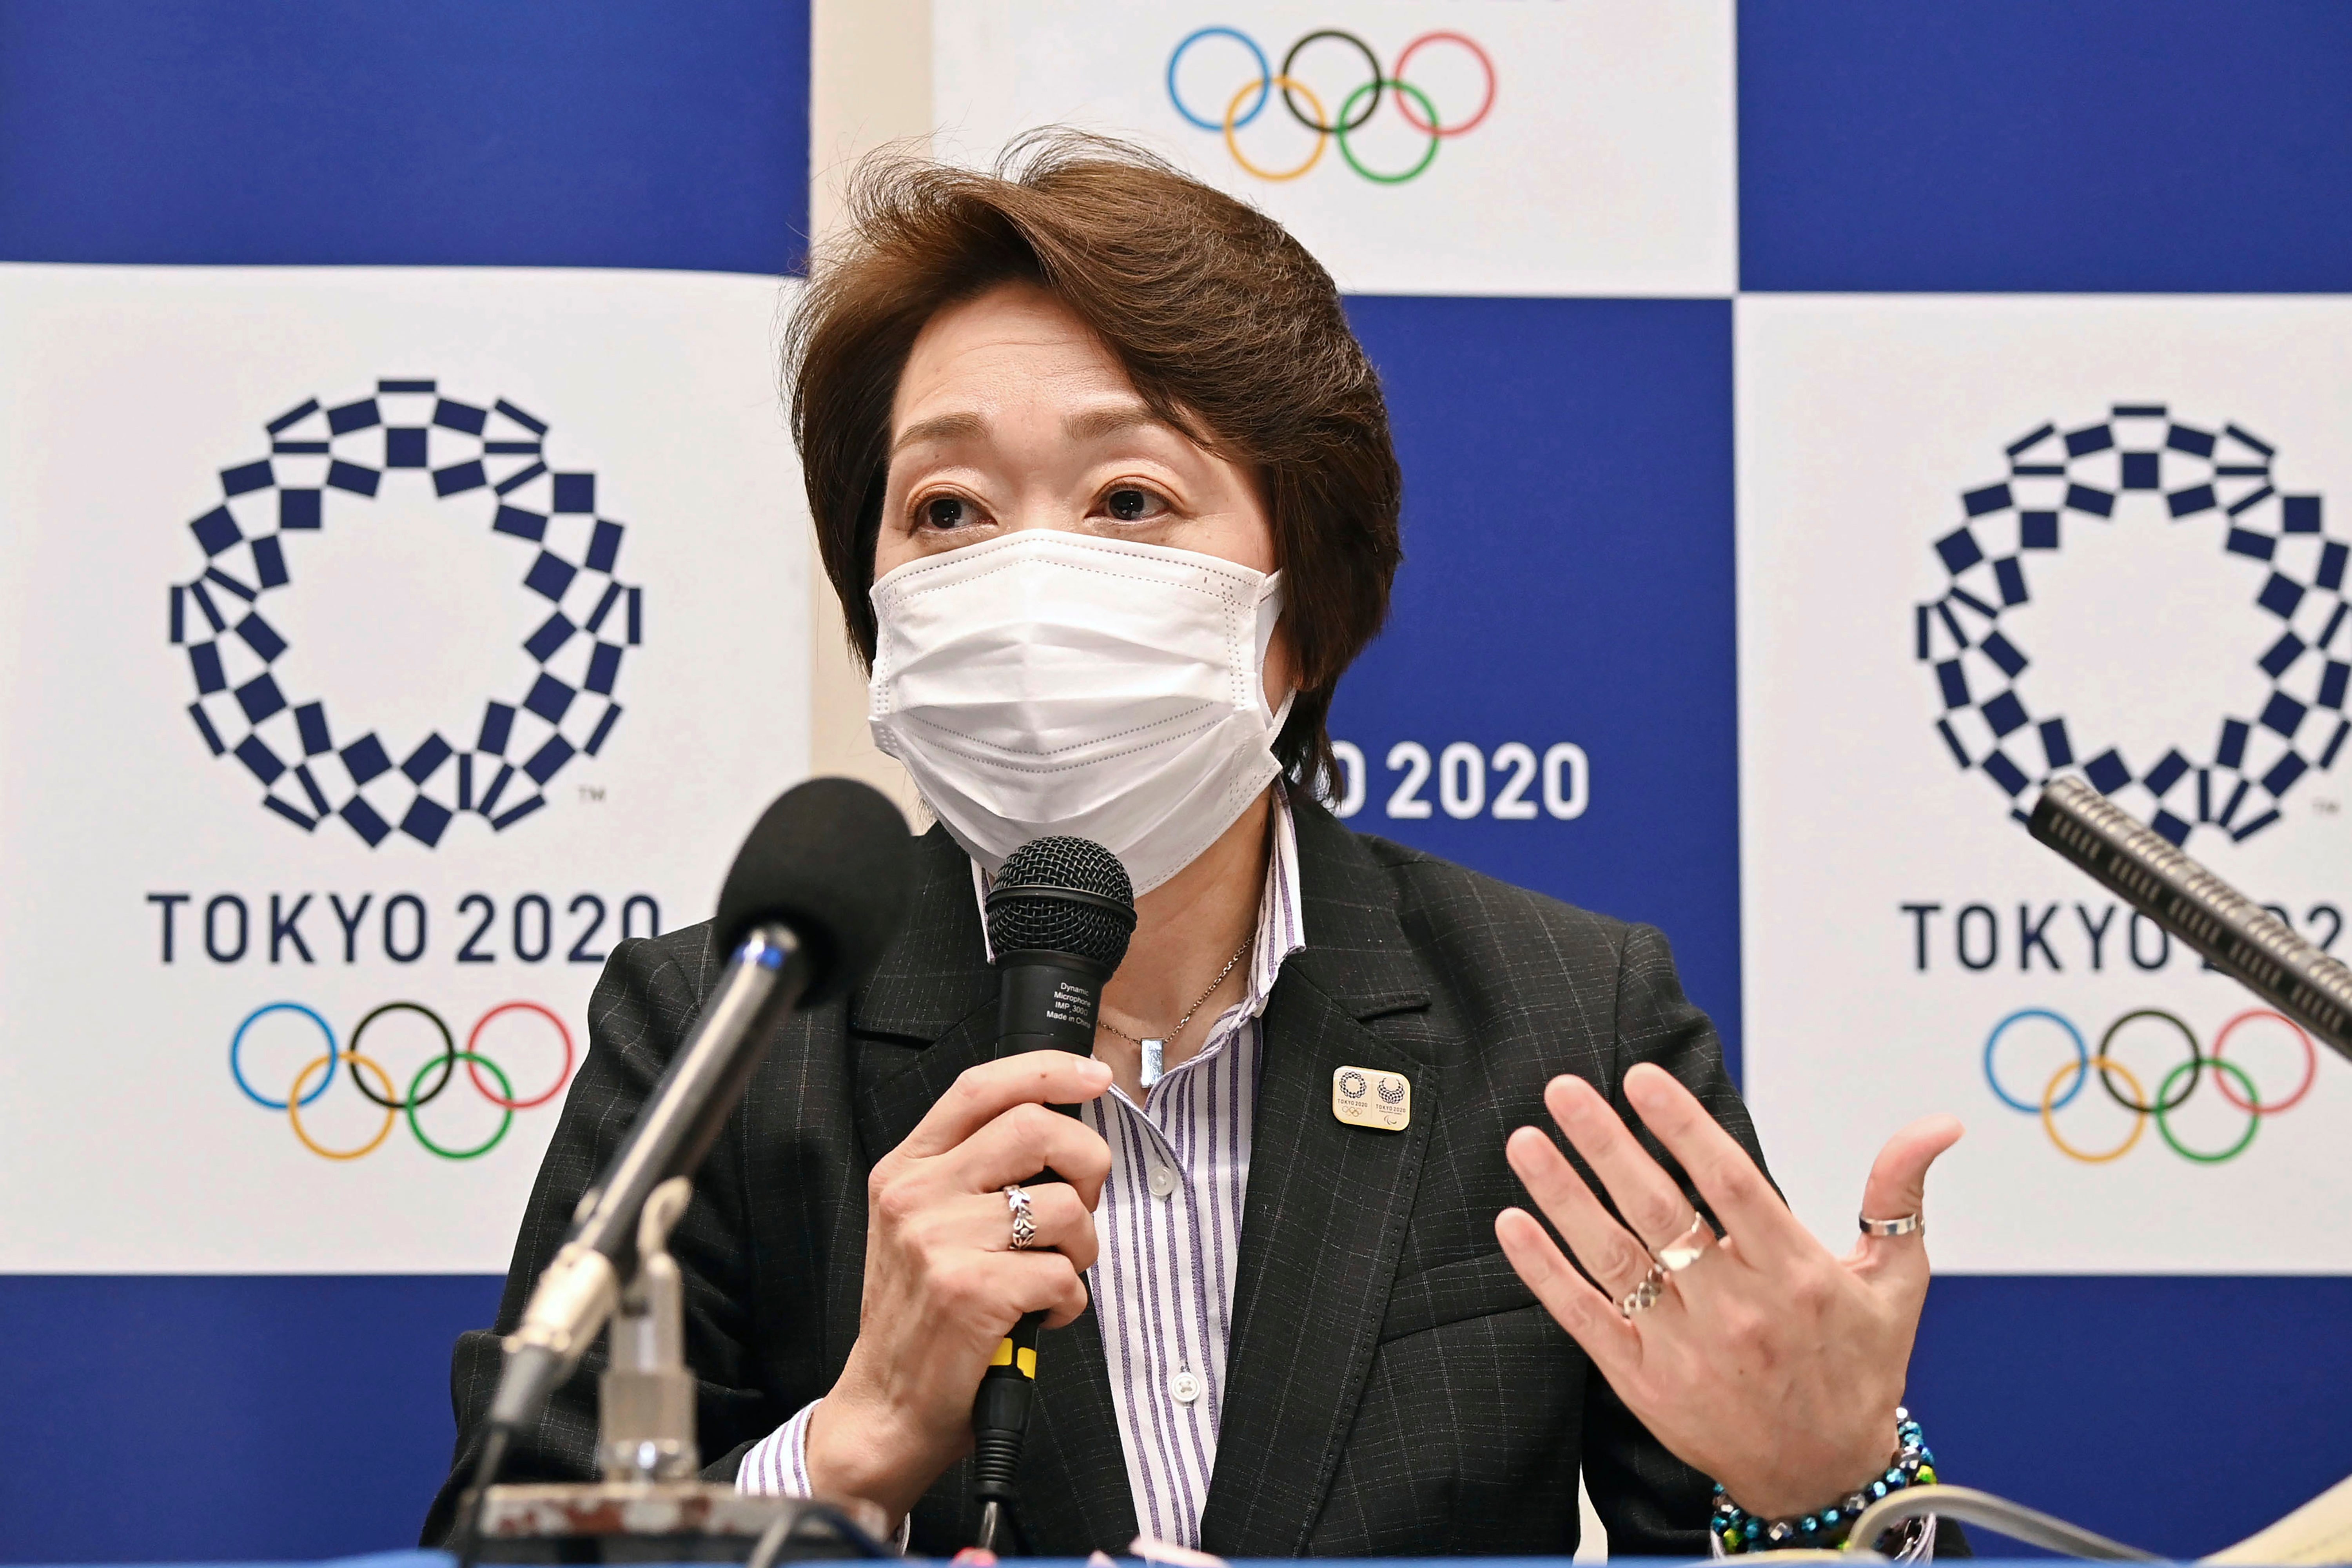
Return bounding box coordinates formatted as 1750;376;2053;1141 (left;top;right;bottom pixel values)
1550;1086;1600;1129
1080;1058;1113;1085
1497;1210;1550;1276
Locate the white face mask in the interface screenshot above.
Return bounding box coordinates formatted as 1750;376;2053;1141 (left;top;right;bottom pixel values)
868;529;1291;895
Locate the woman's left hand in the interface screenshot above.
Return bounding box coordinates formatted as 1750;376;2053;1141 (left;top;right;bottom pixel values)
1495;1062;1963;1520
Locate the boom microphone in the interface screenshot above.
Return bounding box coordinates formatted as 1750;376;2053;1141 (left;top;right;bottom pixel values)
2029;775;2352;1063
969;836;1136;1552
483;777;915;1440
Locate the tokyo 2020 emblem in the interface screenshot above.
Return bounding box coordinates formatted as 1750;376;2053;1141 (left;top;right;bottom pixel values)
169;379;643;848
1917;405;2346;848
1165;27;1494;185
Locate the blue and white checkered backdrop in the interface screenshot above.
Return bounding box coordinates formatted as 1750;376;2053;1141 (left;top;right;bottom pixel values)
5;2;2351;1559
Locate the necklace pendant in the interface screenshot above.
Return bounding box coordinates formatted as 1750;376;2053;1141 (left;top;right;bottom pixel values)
1140;1039;1165;1089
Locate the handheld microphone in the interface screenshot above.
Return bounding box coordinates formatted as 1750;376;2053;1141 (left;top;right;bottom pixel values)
969;836;1136;1552
484;777;915;1440
2029;775;2352;1063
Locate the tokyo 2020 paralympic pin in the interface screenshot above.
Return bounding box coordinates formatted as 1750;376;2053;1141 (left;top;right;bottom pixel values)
1332;1065;1411;1131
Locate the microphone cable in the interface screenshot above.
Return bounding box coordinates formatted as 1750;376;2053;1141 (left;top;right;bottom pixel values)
970;1309;1044;1554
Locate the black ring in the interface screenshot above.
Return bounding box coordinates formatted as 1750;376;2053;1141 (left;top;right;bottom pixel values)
348;1001;457;1110
2096;1009;2203;1114
1279;30;1383;134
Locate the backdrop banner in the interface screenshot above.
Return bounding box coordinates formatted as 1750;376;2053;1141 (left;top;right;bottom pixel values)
929;0;1735;298
1739;294;2352;1273
0;264;810;1273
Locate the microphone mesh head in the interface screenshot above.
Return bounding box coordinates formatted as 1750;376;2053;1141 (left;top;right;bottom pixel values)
988;837;1136;968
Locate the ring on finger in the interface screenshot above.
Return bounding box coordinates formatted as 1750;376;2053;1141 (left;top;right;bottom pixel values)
1860;1210;1923;1237
1004;1183;1037;1251
1619;1261;1668;1318
1653;1210;1715;1273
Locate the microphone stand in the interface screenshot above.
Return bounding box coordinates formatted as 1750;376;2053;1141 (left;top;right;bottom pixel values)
452;775;916;1563
460;1178;890;1564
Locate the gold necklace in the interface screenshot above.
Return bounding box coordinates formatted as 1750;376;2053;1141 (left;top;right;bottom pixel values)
1098;932;1254;1088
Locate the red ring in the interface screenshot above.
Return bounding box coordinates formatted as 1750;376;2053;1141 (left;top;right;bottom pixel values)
2210;1007;2318;1114
1391;31;1496;137
466;1002;576;1110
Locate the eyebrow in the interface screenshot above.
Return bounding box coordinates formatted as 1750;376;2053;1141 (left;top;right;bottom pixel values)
1063;404;1171;443
889;403;1182;457
890;412;987;454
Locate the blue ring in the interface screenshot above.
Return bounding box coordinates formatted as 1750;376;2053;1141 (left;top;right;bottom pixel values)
1167;27;1270;132
230;1002;338;1109
1984;1007;2087;1113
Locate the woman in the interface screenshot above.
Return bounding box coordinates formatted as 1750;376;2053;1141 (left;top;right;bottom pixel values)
428;136;1962;1558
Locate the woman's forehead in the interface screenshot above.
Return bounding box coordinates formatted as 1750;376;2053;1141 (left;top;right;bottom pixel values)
890;284;1215;466
896;282;1124;412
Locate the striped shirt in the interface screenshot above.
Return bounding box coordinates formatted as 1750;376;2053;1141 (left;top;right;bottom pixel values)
739;786;1305;1550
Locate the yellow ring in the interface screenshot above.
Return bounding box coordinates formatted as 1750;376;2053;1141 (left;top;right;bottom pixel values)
287;1051;399;1161
1225;74;1328;182
2041;1054;2148;1164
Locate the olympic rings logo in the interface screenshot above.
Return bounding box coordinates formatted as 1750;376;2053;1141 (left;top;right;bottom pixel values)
229;998;576;1161
1165;27;1495;185
1982;1006;2318;1165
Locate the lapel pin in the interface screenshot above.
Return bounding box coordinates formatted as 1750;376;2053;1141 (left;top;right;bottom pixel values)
1331;1065;1410;1132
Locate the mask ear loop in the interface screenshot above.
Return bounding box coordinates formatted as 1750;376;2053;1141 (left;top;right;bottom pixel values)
1252;572;1292;728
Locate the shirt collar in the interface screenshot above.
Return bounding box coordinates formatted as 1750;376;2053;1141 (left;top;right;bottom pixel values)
1240;781;1308;1020
969;783;1310;1014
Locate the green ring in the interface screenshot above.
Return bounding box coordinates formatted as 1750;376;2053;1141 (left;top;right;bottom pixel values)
406;1050;515;1161
2153;1057;2259;1164
1334;78;1440;185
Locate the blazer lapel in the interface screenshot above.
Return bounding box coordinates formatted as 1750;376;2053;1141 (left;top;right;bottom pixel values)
1200;802;1439;1556
1019;1297;1138;1552
846;822;996;1156
842;824;1135;1553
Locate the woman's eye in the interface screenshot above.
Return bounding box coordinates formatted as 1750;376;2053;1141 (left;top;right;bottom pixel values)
1103;486;1169;523
919;495;982;531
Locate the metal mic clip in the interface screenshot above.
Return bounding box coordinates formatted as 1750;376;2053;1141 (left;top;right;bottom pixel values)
599;1176;698;1481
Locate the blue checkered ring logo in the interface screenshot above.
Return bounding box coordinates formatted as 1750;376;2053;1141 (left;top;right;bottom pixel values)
1919;405;2347;848
170;379;642;848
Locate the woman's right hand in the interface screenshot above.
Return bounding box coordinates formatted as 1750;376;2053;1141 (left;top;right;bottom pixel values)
805;1050;1116;1524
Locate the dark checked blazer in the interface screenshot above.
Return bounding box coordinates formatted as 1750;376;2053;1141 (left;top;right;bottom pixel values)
425;796;1764;1557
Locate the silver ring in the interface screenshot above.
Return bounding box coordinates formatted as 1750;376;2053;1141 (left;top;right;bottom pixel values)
1859;1211;1923;1237
1654;1211;1714;1272
1005;1184;1037;1250
1618;1261;1667;1318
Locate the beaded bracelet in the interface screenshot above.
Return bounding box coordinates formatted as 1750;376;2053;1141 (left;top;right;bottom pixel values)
1711;1408;1937;1555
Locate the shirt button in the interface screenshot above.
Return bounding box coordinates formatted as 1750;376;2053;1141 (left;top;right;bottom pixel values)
1170;1370;1201;1404
1148;1163;1177;1198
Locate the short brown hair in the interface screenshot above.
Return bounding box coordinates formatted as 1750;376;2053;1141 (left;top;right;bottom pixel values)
785;132;1403;789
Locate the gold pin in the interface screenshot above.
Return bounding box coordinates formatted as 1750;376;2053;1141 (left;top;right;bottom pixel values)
1331;1065;1410;1132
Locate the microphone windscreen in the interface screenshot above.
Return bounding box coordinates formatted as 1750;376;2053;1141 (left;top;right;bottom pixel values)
987;836;1137;970
714;777;914;1003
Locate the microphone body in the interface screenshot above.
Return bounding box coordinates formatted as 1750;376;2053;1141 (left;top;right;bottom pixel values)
970;838;1136;1549
2029;775;2352;1063
994;933;1121;1053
